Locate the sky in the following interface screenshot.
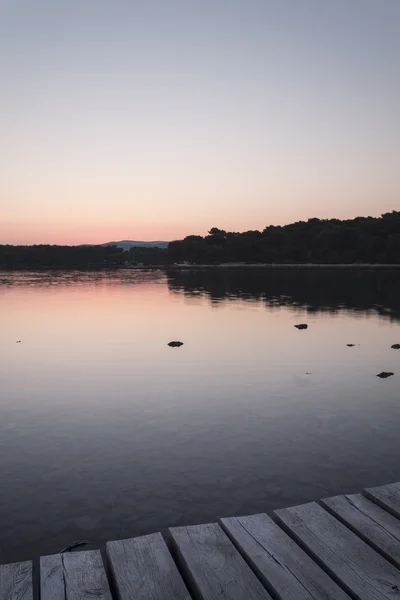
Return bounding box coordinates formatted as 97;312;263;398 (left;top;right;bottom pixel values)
0;0;399;245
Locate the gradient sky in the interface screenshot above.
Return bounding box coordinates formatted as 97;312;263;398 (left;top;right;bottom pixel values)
1;0;399;244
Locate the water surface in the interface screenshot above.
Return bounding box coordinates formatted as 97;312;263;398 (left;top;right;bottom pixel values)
0;269;399;563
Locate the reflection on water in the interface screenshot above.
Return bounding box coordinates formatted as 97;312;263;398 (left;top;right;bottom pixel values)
0;269;165;288
167;268;400;322
0;269;399;564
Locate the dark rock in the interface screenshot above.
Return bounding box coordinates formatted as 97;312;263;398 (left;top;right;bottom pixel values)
294;324;308;330
347;344;355;347
377;371;394;379
391;344;400;350
168;341;183;347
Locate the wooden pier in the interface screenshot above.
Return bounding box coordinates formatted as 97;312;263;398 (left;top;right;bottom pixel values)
2;481;400;599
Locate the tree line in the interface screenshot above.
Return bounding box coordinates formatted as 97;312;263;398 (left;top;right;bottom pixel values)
0;244;167;269
0;211;399;268
167;212;400;264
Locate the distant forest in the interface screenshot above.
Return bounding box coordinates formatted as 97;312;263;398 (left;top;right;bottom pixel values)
168;212;400;264
0;212;399;268
0;244;167;269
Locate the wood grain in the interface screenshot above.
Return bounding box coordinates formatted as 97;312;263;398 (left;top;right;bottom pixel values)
170;522;272;599
365;482;400;519
322;493;400;568
107;532;191;600
221;512;350;599
40;551;112;600
275;501;400;600
0;561;32;600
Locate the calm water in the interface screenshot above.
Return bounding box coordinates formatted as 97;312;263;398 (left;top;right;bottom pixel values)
0;269;399;563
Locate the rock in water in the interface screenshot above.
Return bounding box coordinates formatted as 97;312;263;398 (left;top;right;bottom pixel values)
294;324;308;330
168;341;183;347
377;371;394;379
391;344;400;350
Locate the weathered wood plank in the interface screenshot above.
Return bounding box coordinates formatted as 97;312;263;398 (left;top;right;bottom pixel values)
106;532;191;600
275;502;400;600
40;555;64;600
322;494;400;568
221;513;350;599
0;562;32;600
365;482;400;519
40;551;112;600
169;522;272;599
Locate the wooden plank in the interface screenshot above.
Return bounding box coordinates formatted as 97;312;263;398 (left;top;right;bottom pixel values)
169;522;272;600
106;532;191;600
365;482;400;519
220;513;350;599
322;494;400;568
40;551;112;600
0;561;32;600
275;501;400;600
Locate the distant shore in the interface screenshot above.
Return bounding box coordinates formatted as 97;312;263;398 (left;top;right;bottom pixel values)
168;263;400;270
1;263;400;272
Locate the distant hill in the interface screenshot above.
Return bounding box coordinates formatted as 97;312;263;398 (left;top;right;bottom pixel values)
100;240;169;250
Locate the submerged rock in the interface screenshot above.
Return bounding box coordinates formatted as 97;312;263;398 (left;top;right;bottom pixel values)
168;341;184;347
294;324;308;330
377;372;394;379
391;344;400;350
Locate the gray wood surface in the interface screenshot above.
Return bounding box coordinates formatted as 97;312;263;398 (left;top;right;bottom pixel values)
169;522;272;600
322;493;400;568
275;501;400;600
0;561;32;600
40;550;113;600
221;513;350;599
365;482;400;519
106;532;191;600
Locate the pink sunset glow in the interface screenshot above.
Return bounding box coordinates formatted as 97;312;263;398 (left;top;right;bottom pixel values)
1;1;399;245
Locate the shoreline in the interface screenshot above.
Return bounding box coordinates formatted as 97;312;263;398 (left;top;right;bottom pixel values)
1;263;400;271
169;262;400;270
